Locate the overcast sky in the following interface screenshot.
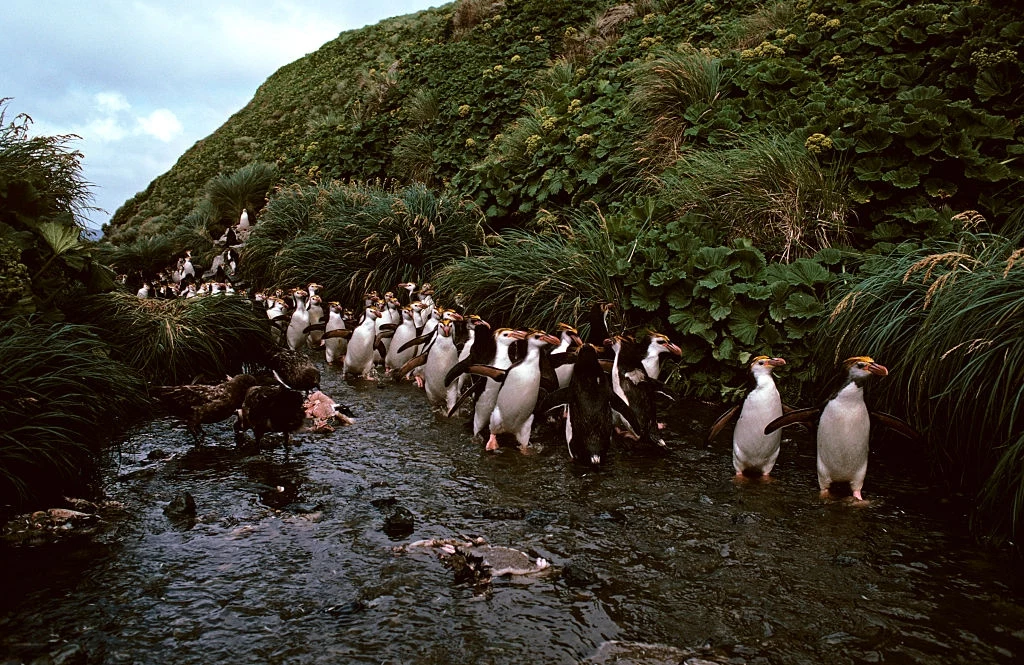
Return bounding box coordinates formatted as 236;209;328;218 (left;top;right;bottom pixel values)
1;1;439;232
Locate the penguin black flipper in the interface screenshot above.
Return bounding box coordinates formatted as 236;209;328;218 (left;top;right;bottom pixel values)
466;364;508;382
609;393;642;434
598;359;614;374
447;380;481;417
397;352;429;378
272;314;291;325
548;351;577;369
303;322;327;335
321;329;353;341
763;407;821;435
443;357;474;387
378;323;399;332
398;330;435;354
544;387;569;410
374;331;394;346
871;411;924;443
375;339;387;360
707;404;741;443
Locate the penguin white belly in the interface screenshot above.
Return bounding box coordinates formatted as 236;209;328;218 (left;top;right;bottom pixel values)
473;379;502;436
816;389;871;491
732;386;783;475
344;327;376;377
423;343;459;408
286;311;309;351
386;326;417;372
490;369;540;444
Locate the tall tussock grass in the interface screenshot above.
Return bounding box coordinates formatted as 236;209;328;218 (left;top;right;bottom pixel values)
825;214;1024;541
65;291;275;385
658;133;849;261
0;318;147;507
432;210;624;333
241;181;484;304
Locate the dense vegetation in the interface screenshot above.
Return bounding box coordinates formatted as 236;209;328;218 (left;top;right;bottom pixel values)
10;1;1024;538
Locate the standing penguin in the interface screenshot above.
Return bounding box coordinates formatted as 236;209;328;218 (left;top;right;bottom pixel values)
564;344;640;466
551;323;583;390
305;294;325;349
385;306;420;375
322;302;348;364
343;306;384;379
414;315;463;414
285;289;310;351
472;330;560;452
610;333;681;448
708;356;787;478
764;356;920;500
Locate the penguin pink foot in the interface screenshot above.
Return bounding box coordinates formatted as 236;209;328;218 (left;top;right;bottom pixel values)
485;434;499;451
657;422;666;430
415;375;425;389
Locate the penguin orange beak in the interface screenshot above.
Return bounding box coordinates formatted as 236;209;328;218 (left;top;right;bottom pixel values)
866;362;888;376
569;332;583;346
766;357;786;367
666;341;682;357
540;333;561;346
508;329;529;340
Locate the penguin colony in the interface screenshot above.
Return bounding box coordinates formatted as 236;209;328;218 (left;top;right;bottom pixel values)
143;211;921;501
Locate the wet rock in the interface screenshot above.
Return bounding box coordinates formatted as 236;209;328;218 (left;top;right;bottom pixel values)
482;506;525;520
147;449;171;461
584;640;692;664
562;559;600;587
596;509;628;523
834;552;862;567
382;506;415;538
731;512;758;524
50;643;87;665
699;495;714;505
526;510;556;526
371;496;398;509
163;492;196;519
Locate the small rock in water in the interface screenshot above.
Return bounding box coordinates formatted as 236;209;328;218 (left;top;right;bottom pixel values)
562;559;600;587
382;505;415;538
147;449;171;461
163;493;196;519
584;641;691;665
481;506;526;520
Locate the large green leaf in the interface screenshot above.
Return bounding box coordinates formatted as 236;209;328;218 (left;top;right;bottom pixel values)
728;301;762;346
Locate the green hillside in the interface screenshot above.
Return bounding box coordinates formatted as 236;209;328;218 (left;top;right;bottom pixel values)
91;0;1024;537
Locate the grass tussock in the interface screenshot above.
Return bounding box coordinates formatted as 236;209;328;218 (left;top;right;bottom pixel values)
66;291;275;384
241;181;484;304
658;133;850;261
204;161;279;230
0;318;147;506
432;209;625;333
631;48;729;162
826;217;1024;541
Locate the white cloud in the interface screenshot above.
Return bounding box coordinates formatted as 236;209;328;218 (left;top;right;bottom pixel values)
95;92;131;113
136;109;183;143
85;116;129;142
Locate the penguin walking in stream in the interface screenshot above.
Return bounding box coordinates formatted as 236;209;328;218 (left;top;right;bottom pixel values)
563;344;640;466
764;356;922;501
707;356;787;478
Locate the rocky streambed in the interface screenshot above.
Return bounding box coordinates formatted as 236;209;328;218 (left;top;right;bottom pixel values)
1;358;1022;664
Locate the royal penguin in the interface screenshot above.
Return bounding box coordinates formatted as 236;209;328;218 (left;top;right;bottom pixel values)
551;323;583;390
708;356;787;478
343;306;385;379
285;289;310;351
764;356;920;501
305;293;325;349
385;306;421;375
407;313;463;414
564;344;640;466
610;334;680;449
471;330;559;452
322;302;348;364
462;328;522;440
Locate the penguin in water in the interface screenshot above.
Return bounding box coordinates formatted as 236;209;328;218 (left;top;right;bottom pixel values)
469;330;560;452
707;356;787;478
564;344;641;466
764;356;921;501
285;289;310;351
305;294;325;349
322;302;348;364
551;323;583;390
385;306;420;375
403;312;463;414
343;306;385;379
610;333;681;449
452;328;522;439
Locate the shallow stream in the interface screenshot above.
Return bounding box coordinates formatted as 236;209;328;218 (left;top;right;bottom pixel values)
1;357;1022;664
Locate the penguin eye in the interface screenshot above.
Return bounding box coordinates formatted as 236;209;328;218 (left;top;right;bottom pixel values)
857;362;866;369
757;361;764;365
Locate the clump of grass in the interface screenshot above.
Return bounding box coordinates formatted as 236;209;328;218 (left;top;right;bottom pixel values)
0;318;147;507
392;131;438;184
432;209;625;332
658;132;850;261
66;291;275;384
723;1;796;50
204;161;278;231
241;181;484;305
825;214;1024;542
631;48;729;161
450;0;504;40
